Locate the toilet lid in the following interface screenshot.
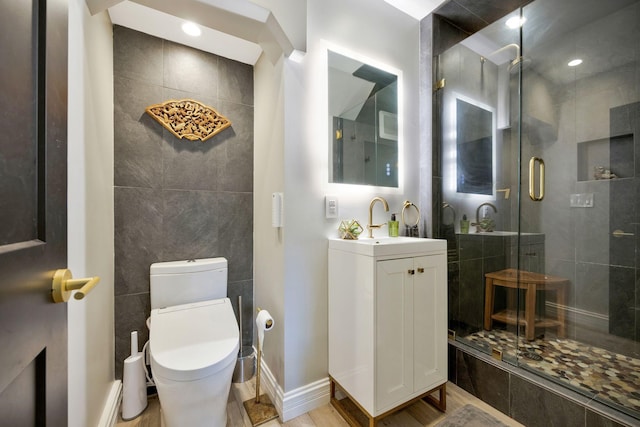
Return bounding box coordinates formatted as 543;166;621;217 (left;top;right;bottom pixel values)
150;298;239;382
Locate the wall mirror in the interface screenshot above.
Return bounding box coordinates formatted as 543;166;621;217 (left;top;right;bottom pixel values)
456;97;495;195
328;50;398;187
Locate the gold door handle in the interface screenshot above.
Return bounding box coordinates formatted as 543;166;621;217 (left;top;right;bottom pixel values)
529;157;545;201
612;229;634;238
51;269;100;303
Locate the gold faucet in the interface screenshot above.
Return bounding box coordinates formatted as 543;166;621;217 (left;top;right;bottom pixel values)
367;197;389;238
474;202;497;233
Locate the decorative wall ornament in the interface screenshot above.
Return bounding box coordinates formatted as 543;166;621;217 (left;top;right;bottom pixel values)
145;99;232;142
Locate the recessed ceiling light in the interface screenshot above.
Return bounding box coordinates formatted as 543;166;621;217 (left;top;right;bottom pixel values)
568;59;583;67
181;21;201;37
505;16;526;29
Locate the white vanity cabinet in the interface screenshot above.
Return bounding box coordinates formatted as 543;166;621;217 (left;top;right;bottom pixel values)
328;237;447;419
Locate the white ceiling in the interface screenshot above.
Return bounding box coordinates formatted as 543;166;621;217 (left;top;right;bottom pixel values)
108;2;263;65
460;0;640;85
383;0;448;20
104;0;293;65
104;0;447;66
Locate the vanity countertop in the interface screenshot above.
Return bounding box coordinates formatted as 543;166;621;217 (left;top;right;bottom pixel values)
329;236;446;257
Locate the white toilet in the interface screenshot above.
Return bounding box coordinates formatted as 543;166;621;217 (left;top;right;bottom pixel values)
149;258;239;427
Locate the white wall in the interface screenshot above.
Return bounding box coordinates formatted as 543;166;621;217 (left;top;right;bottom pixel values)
254;52;287;385
68;1;116;426
255;0;421;408
251;0;306;51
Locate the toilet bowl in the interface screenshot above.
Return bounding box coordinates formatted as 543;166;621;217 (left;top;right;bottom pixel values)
148;258;239;427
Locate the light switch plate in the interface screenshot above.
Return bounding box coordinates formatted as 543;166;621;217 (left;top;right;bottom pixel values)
325;195;338;218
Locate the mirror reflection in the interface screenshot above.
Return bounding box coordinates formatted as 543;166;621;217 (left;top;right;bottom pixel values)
456;98;494;195
328;50;398;187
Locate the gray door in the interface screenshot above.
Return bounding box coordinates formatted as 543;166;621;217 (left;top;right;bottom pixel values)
0;0;68;425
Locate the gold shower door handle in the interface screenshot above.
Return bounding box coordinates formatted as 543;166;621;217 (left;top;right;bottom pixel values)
529;157;545;201
612;229;634;238
51;269;101;303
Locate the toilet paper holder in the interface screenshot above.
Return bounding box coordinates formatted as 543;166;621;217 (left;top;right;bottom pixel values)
244;308;278;425
256;307;274;328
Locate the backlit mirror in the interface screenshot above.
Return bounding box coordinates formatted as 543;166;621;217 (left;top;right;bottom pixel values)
328;50;398;187
456;98;495;195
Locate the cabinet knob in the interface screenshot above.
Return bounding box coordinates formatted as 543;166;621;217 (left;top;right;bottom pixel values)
417;267;425;273
408;269;415;275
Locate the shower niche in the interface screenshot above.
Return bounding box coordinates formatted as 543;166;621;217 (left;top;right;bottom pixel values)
577;134;634;181
577;102;638;182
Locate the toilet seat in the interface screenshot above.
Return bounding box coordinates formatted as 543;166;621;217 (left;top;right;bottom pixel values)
150;298;239;382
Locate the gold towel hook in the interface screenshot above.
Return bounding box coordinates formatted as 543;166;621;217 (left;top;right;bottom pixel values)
442;202;456;226
401;200;420;227
51;269;101;303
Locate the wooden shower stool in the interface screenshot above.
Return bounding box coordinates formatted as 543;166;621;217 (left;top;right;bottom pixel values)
484;269;569;341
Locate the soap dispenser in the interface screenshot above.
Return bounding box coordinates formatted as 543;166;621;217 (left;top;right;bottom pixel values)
388;214;399;237
460;214;470;234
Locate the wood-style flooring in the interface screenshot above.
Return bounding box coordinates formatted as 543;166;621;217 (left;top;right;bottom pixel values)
116;379;523;426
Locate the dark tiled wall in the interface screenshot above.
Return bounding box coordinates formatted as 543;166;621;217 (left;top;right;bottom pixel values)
448;233;544;336
608;102;640;342
113;26;254;378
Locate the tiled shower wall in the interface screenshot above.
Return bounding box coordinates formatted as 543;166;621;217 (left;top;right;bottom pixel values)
113;26;254;378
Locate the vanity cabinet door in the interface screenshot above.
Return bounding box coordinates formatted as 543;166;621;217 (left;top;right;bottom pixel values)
375;254;447;411
376;258;414;410
413;254;447;391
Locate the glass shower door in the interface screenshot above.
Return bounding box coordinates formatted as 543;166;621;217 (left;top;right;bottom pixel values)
517;0;640;417
438;10;524;362
440;0;640;418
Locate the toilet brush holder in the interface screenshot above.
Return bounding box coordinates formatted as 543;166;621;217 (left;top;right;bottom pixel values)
233;345;256;383
121;331;148;420
233;295;256;383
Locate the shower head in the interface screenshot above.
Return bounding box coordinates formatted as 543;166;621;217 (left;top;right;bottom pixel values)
508;55;532;73
481;43;530;74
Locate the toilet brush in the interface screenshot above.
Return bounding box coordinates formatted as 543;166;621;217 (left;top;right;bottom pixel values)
122;331;148;420
243;308;278;426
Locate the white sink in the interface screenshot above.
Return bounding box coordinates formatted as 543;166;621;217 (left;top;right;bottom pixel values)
329;236;446;257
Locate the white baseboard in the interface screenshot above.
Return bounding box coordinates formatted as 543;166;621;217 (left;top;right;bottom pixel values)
98;380;122;427
281;377;331;422
258;352;331;422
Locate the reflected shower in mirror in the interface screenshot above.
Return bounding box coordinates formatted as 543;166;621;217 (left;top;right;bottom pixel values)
456;98;494;195
328;50;398;187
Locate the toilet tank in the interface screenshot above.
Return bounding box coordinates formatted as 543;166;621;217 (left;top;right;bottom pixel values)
150;258;228;310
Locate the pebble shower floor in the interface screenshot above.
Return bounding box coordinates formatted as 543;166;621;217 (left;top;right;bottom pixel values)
464;329;640;419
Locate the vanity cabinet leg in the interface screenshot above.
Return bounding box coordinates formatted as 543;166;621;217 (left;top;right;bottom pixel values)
421;383;446;412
